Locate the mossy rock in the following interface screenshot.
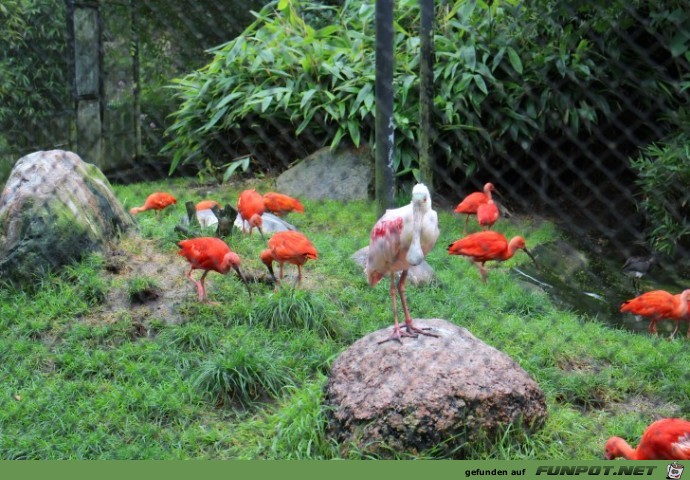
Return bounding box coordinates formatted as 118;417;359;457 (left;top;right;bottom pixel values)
0;150;136;286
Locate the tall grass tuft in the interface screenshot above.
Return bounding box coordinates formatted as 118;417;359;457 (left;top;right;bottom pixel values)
251;288;342;339
191;337;293;409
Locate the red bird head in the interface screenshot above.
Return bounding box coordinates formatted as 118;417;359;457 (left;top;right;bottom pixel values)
260;249;277;281
249;213;263;228
604;437;621;460
218;251;242;274
483;182;495;193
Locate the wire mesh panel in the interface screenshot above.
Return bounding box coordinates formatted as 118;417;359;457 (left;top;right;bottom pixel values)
1;0;689;460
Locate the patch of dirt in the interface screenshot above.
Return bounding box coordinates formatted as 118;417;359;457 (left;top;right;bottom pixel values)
606;394;682;418
83;234;192;331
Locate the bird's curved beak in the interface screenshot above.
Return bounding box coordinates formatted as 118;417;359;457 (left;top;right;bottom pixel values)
523;247;538;267
234;265;252;298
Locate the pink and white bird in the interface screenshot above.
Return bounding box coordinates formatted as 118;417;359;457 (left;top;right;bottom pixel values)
366;183;440;344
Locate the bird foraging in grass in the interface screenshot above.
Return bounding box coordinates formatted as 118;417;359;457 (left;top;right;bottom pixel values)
620;289;690;339
263;192;305;217
130;192;177;215
178;237;251;302
447;230;536;282
260;231;317;287
237;189;265;239
604;418;690;460
454;182;495;233
366;183;439;345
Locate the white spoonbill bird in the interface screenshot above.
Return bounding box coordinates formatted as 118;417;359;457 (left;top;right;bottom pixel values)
366;183;440;344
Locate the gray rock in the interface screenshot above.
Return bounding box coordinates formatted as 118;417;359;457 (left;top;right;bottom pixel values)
234;212;296;234
0;150;135;285
276;145;373;201
325;319;547;458
351;246;435;286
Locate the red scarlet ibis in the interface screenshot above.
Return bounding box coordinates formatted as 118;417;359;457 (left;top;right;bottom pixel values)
477;199;499;230
620;289;690;338
454;182;494;233
130;192;177;215
260;231;318;286
177;237;251;302
263;192;305;217
195;200;221;211
237;189;265;239
447;230;536;282
604;418;690;460
366;183;440;344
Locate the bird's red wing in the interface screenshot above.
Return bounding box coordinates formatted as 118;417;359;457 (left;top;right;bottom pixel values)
196;200;220;211
144;192;174;209
178;238;230;271
637;419;690;460
366;217;403;285
620;290;675;317
270;232;318;261
454;192;488;214
238;190;265;218
448;232;506;261
263;193;305;214
477;202;499;226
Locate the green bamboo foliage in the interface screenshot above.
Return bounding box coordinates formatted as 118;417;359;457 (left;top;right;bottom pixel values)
162;0;611;180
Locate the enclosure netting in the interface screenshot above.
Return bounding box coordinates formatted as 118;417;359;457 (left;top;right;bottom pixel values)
0;0;689;459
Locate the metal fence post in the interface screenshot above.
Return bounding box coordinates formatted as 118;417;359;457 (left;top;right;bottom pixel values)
419;0;435;192
375;0;396;217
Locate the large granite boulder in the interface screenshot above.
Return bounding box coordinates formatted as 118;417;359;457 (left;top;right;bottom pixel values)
276;145;373;201
351;246;435;286
0;150;135;285
325;319;547;458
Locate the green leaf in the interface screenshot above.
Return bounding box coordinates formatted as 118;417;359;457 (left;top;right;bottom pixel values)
277;0;289;11
461;45;477;70
260;96;272;112
473;74;488;95
300;89;317;109
330;127;345;150
507;47;523;74
222;156;251;183
347;120;361;147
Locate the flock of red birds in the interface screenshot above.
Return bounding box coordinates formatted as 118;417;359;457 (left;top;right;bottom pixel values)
130;189;314;300
129;183;690;460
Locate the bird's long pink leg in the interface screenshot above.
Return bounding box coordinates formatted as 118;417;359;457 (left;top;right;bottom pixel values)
378;274;416;345
279;263;284;282
186;267;204;300
398;270;437;338
199;271;220;305
649;317;659;336
296;265;303;287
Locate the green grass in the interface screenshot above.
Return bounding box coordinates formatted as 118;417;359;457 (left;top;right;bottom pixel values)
0;177;688;459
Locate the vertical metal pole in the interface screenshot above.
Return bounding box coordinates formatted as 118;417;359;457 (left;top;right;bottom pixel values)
419;0;435;192
130;0;142;162
65;0;77;150
375;0;395;217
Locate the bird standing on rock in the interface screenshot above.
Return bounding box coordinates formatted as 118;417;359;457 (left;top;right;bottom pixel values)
366;183;439;345
130;192;177;215
263;192;305;217
620;289;690;339
454;182;495;233
260;231;318;287
604;418;690;460
237;189;266;239
178;237;251;302
448;230;536;282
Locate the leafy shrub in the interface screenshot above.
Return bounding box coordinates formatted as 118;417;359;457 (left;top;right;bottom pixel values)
163;0;608;180
629;129;690;254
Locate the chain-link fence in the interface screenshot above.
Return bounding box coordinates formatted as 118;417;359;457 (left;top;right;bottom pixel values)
1;0;689;459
